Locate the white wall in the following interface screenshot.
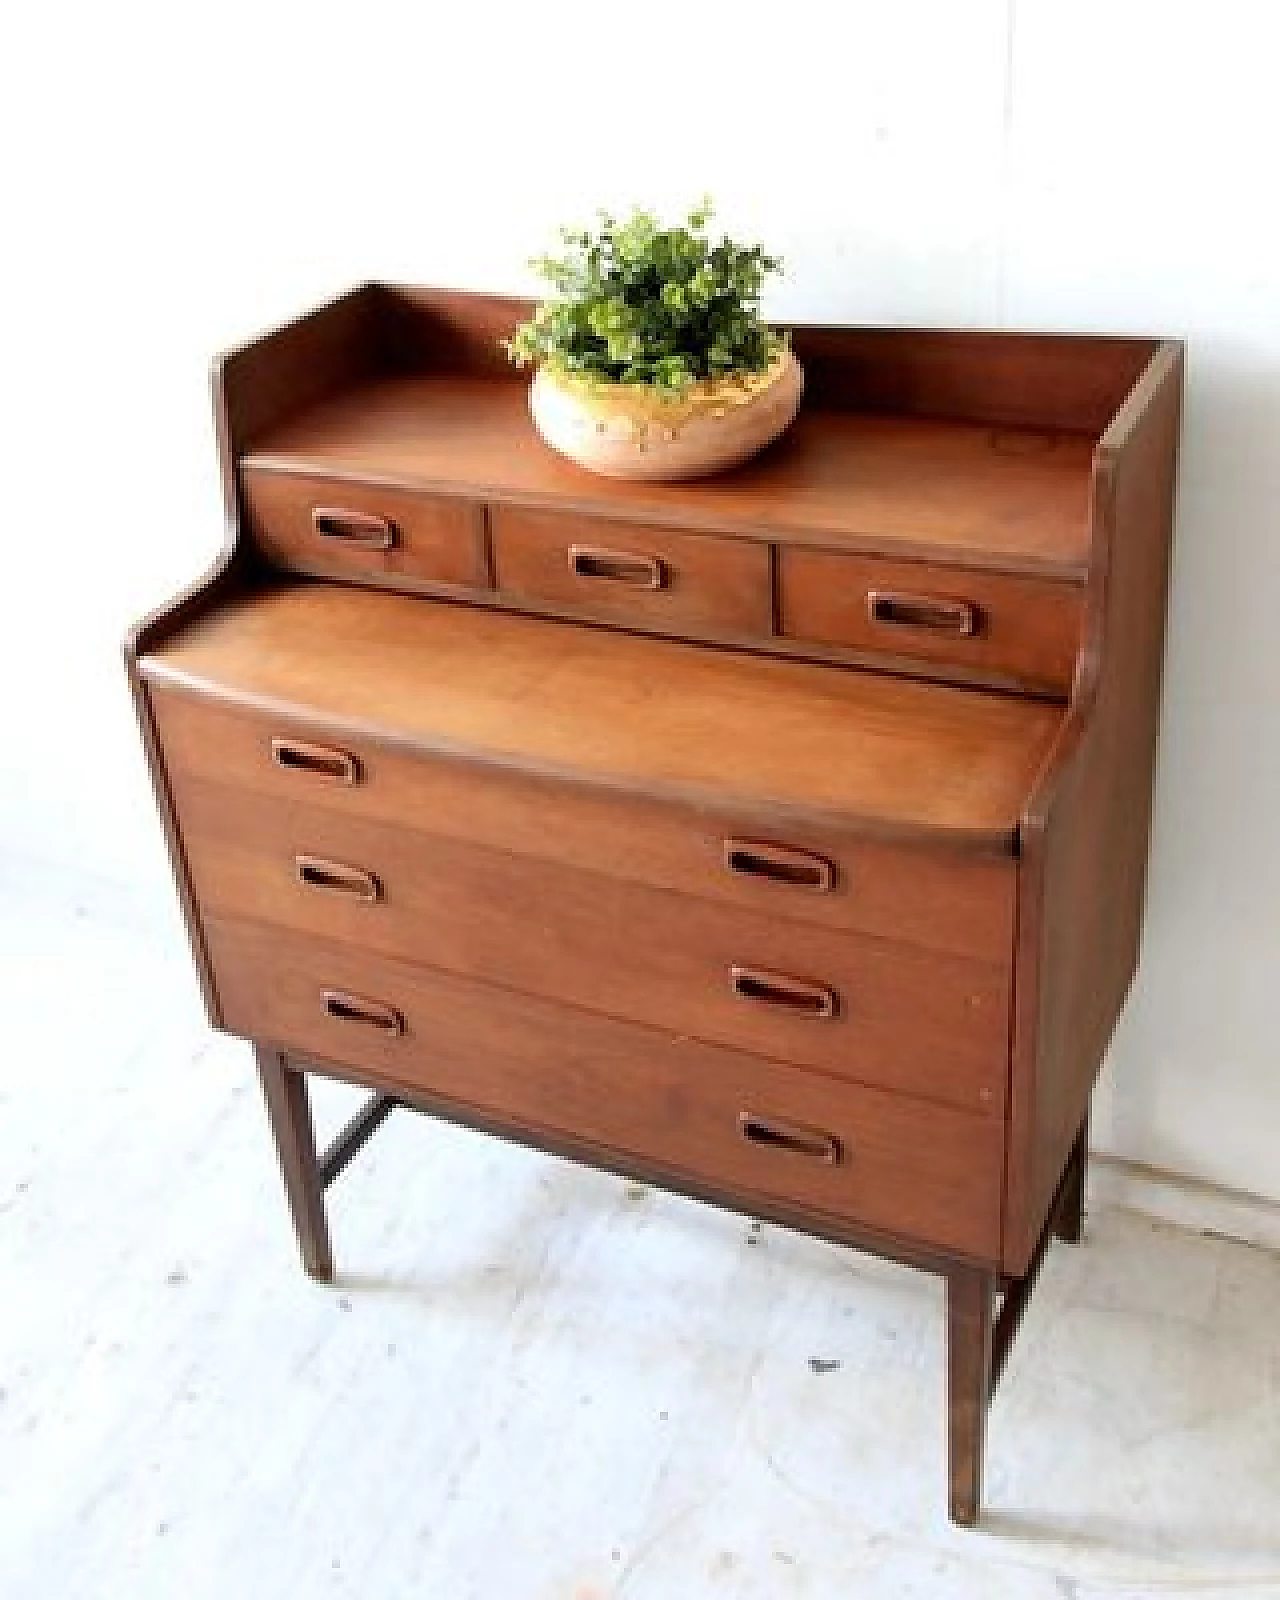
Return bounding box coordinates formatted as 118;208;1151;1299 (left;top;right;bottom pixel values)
4;2;1277;1205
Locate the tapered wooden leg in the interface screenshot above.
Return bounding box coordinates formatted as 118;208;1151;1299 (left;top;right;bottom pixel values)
946;1265;995;1526
254;1045;333;1281
1052;1111;1090;1245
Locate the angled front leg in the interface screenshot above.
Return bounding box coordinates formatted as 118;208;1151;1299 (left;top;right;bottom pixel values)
946;1265;995;1526
254;1045;333;1281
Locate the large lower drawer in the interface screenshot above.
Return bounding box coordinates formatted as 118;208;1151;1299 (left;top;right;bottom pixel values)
207;917;1005;1261
175;778;1010;1115
148;685;1016;963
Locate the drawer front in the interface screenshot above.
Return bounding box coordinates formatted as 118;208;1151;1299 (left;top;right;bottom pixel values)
778;547;1084;694
491;505;772;637
150;686;1016;964
175;780;1010;1115
207;916;1005;1260
242;466;489;590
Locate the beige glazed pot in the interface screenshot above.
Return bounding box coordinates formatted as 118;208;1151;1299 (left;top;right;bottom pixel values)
529;349;804;481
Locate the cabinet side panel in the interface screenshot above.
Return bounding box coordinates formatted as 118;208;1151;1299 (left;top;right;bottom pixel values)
124;541;256;1028
126;668;226;1028
214;286;382;532
1005;345;1184;1274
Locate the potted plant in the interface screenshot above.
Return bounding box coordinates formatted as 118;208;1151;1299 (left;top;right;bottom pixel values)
505;202;802;480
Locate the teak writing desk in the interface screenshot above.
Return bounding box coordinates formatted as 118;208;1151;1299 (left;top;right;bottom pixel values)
126;286;1182;1524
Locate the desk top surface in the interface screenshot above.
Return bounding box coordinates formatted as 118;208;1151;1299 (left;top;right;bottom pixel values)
243;376;1097;578
143;579;1064;848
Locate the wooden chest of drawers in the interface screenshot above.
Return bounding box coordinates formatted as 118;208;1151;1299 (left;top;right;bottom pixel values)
126;284;1182;1524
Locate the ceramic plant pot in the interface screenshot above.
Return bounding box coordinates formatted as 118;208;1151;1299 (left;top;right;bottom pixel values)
529;349;803;481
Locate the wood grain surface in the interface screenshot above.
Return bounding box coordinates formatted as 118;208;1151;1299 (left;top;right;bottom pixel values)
208;915;1005;1260
140;580;1064;847
491;503;773;637
243;466;489;590
176;780;1011;1114
148;684;1017;961
779;547;1085;695
1005;342;1184;1274
374;282;1154;434
241;375;1097;575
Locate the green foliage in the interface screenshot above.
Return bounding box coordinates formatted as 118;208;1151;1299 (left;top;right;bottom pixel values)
506;202;785;391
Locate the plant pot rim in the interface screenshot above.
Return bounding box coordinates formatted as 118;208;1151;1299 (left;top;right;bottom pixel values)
533;349;798;433
538;346;794;396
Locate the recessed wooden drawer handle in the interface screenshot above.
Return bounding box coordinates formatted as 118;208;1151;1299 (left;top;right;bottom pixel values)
270;737;361;784
312;506;398;550
867;589;979;637
729;965;838;1018
296;855;382;902
738;1112;842;1165
321;988;404;1035
568;543;668;590
723;838;835;892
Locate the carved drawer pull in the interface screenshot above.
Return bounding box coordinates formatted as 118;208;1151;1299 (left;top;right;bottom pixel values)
738;1112;842;1165
867;589;979;637
312;506;398;550
321;988;404;1035
729;965;838;1018
568;543;668;590
270;737;361;784
295;855;382;902
723;838;835;892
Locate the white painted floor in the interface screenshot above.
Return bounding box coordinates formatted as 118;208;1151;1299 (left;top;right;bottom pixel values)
3;856;1279;1600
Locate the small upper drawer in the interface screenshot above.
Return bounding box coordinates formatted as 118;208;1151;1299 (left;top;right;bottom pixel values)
491;505;772;638
778;548;1084;694
241;466;489;591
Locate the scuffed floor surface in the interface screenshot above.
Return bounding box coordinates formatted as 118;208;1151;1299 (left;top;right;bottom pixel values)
2;857;1278;1599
